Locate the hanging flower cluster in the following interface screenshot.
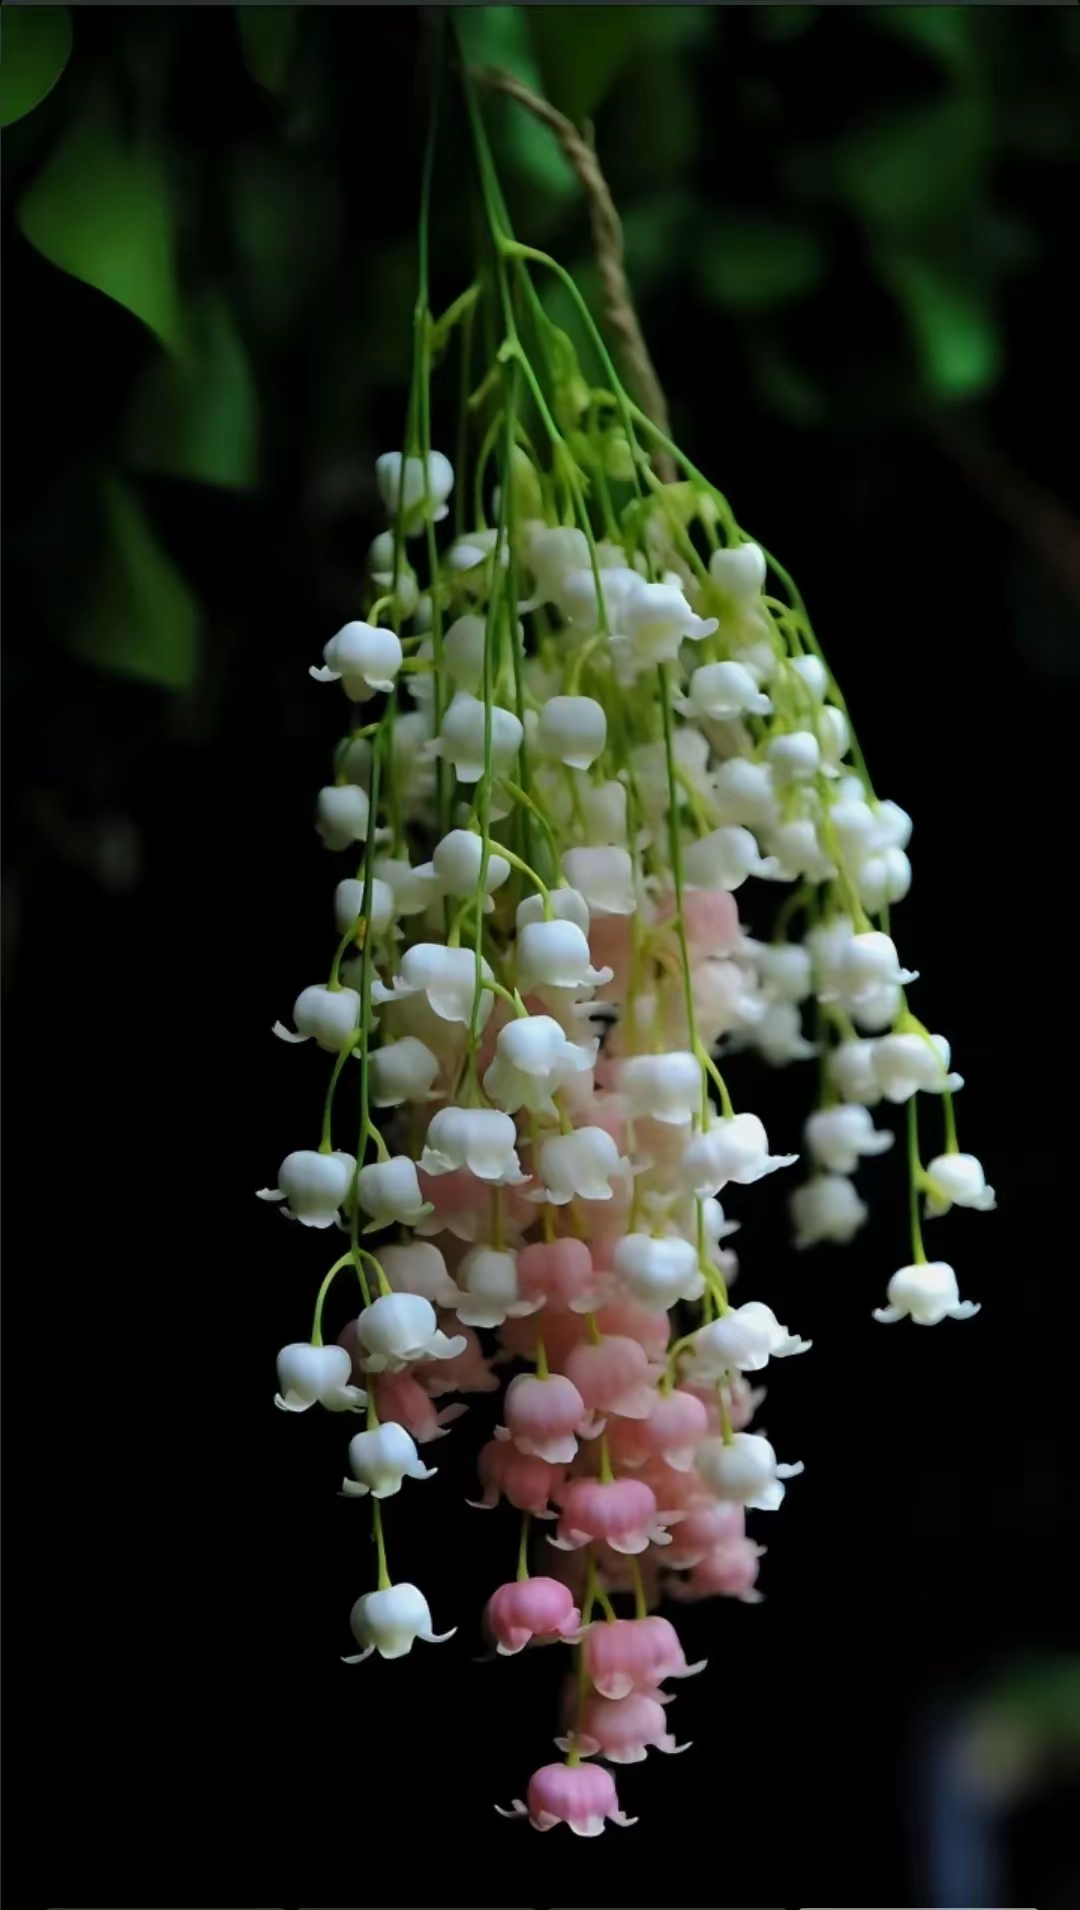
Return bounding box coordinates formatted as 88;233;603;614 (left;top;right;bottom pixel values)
260;67;993;1836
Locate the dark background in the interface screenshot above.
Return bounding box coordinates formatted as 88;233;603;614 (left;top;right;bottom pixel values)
4;7;1080;1908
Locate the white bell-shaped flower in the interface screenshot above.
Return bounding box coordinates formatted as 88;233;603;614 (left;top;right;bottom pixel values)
521;524;593;611
789;652;828;699
516;886;591;936
560;846;635;917
790;1173;868;1249
483;1015;595;1115
343;1581;456;1662
612;1233;704;1309
711;757;779;829
355;1292;466;1372
560;562;641;634
678;660;771;721
273;983;360;1054
923;1153;996;1218
334;877;395;937
377;1240;461;1306
826;931;918;1008
696;1431;803;1511
316;784;370;850
685;1301;810;1376
805;1104;894;1175
537;695;607;770
516;919;612;995
753;940;813;1003
375;450;454;535
767;730;821;783
763;816;836;883
369;1037;440;1108
536;1126;628;1205
366;530;419;613
438;692;523;783
619;1051;703;1127
342;1423;437;1498
682;825;778;892
873;1261;980;1326
872;1032;964;1103
310;622;402;699
454;1245;538;1329
851;981;903;1034
275;1342;366;1413
432;829;511;901
581;778;629;846
617;577;718;668
372;856;442;917
443;614;487;690
745;1000;816;1066
708;541;767;600
257;1149;356;1228
680;1113;797;1197
828;1038;883;1106
374;943;493;1028
419;1106;527;1185
355;1155;432;1227
855;847;912;914
447;527;505;573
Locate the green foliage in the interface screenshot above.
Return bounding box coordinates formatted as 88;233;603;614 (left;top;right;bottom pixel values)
18;76;186;354
235;6;298;98
876;249;1000;400
123;292;260;489
457;8;576;200
0;6;72;128
72;477;200;691
695;217;827;314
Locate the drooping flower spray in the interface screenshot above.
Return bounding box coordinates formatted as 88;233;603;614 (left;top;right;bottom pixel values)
261;34;993;1835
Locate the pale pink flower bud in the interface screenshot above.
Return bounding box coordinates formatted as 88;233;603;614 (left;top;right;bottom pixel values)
553;1476;671;1555
582;1614;705;1698
516;1237;602;1312
471;1439;566;1515
370;1368;466;1444
670;1538;764;1603
486;1577;582;1655
606;1388;709;1471
664;1500;746;1568
569;1690;689;1763
563;1336;661;1420
502;1371;593;1464
497;1760;636;1834
498;1308;590;1367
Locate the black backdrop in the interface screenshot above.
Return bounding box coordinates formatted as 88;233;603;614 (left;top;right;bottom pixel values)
4;8;1080;1908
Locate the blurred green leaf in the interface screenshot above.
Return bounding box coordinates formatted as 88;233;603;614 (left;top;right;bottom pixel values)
530;7;642;124
752;340;825;426
833;94;989;232
123;292;259;489
73;476;200;690
878;248;1000;399
0;6;72;128
457;8;576;199
872;7;976;75
226;145;339;344
17;76;185;353
236;6;297;98
697;218;826;313
755;7;819;44
621;191;697;290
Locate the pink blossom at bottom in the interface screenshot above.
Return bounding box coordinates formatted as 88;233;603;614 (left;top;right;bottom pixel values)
497;1761;637;1835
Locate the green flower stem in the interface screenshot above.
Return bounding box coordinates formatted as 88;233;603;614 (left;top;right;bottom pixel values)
310;1253;354;1347
516;1511;531;1583
908;1096;928;1266
371;1497;392;1592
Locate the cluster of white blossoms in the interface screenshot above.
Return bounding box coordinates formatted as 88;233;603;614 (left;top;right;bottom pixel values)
259;132;993;1834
